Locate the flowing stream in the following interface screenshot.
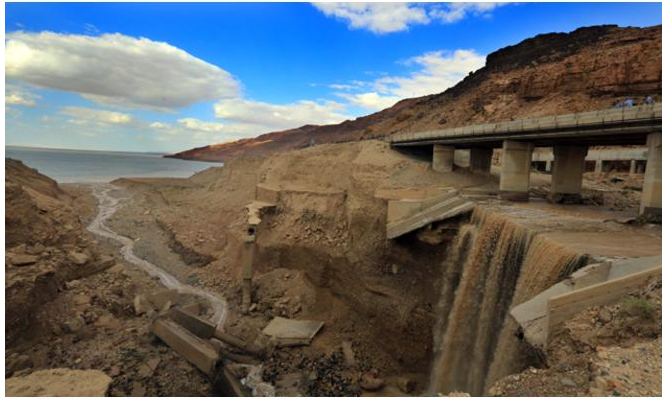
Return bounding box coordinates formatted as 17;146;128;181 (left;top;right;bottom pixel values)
88;184;275;396
87;184;228;327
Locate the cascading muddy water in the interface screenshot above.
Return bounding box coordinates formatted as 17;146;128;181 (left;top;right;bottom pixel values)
428;207;586;396
88;184;229;326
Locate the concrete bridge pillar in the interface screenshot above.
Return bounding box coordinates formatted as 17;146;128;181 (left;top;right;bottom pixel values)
641;132;662;216
499;140;533;202
433;145;455;173
549;145;588;204
469;148;493;174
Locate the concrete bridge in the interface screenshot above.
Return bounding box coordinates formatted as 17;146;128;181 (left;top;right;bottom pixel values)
390;104;662;216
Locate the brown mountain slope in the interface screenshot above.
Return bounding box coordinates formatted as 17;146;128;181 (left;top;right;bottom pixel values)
169;24;662;162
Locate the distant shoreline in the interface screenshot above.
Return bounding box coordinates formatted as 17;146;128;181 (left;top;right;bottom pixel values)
6;144;168;157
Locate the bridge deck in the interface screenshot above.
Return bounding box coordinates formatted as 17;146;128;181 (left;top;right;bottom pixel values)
390;104;662;148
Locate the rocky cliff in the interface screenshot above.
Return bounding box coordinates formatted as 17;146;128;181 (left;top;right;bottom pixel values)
169;24;662;162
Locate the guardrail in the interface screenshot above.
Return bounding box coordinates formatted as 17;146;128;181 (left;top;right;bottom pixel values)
390;103;662;145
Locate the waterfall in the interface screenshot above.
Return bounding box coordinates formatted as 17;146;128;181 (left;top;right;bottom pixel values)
428;207;586;395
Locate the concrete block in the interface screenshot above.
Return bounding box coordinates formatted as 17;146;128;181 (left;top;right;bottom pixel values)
170;307;216;339
152;319;218;376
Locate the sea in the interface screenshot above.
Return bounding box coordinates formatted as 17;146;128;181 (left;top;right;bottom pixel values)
5;145;222;183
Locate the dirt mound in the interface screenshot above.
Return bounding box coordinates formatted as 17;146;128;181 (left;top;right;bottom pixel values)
170;24;662;162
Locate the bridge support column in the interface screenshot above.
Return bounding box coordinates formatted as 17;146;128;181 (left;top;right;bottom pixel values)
549;145;588;204
641;132;662;217
499;140;533;202
432;145;454;173
469;148;493;174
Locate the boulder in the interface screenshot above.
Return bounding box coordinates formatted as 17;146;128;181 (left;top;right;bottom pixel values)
68;251;89;266
10;253;39;266
5;368;112;396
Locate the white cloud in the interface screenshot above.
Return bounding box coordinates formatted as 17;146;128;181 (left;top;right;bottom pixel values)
313;2;506;34
149;122;171;129
59;106;134;125
5;90;40;107
213;98;351;133
313;3;429;34
5;32;240;110
336;91;400;111
430;3;503;23
333;49;485;111
177;118;224;132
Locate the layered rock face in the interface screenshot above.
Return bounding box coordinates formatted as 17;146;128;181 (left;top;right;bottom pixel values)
170;24;662;162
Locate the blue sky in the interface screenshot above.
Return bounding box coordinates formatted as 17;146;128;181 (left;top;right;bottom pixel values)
5;2;662;152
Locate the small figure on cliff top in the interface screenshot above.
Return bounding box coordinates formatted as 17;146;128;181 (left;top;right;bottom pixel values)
624;98;635;107
614;99;623;108
645;95;654;105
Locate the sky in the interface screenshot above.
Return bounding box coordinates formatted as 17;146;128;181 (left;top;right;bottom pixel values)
5;2;662;153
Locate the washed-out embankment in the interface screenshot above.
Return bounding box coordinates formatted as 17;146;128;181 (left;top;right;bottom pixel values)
249;187;589;395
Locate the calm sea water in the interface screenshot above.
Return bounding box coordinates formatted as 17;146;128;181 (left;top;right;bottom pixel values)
5;146;222;183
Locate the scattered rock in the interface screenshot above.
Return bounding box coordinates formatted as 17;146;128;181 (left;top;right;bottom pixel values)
598;308;613;323
10;253;39;266
360;372;384;391
561;377;577;387
6;354;33;375
68;251;90;266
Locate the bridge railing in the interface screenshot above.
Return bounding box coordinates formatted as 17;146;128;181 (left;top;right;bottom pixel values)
390;103;662;144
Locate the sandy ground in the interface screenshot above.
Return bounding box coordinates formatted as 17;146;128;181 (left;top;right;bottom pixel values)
6;140;661;396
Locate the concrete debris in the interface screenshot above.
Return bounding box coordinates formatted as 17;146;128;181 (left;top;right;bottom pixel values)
151;318;219;376
262;317;324;347
170;307;216;339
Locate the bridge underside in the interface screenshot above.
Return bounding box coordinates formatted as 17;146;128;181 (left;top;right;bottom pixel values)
389;105;662;217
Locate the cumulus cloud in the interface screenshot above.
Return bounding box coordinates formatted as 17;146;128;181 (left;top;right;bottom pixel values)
313;3;429;34
59;106;134;125
177;117;224;132
333;49;485;111
5;88;40;107
336;91;400;111
213;98;351;132
313;2;506;34
430;3;503;23
5;32;240;110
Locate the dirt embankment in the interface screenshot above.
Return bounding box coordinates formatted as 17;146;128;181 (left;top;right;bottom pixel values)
170;24;662;162
5;161;212;396
490;274;662;397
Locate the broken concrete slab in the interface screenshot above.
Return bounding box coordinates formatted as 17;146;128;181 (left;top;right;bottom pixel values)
170;307;216;339
152;318;219;376
262;317;324;347
246;201;276;226
512;254;662;349
386;193;474;239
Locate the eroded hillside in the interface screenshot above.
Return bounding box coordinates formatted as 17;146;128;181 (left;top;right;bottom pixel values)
170;24;662;162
